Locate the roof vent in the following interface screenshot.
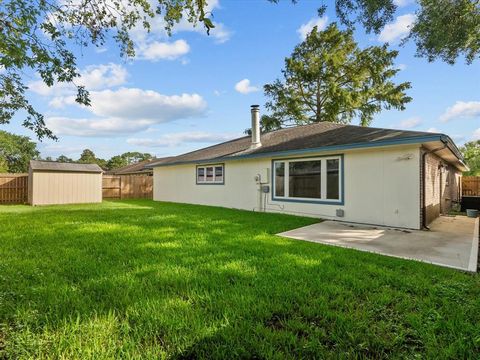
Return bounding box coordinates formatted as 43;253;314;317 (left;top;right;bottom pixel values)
250;105;261;149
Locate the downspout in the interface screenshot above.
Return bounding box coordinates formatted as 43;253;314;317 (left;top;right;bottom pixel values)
421;141;448;229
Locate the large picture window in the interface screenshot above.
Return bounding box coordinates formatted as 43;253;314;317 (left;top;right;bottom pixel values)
197;164;224;184
273;156;342;203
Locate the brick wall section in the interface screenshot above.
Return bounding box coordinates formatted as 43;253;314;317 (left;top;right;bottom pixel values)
423;151;461;226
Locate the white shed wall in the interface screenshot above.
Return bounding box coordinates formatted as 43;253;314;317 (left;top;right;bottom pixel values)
153;145;421;229
30;171;102;205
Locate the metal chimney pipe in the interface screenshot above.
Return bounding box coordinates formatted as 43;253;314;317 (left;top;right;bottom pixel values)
250;105;261;149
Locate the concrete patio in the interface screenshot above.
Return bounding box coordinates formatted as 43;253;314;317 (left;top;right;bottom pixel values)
278;216;479;271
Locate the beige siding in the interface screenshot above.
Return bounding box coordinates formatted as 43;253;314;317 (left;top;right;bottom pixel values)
154;145;422;229
30;171;102;206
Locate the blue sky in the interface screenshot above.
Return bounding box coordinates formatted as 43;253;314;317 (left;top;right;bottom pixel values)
5;0;480;160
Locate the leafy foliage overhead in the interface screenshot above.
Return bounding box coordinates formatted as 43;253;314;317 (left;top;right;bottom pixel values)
460;140;480;175
260;24;411;131
271;0;480;64
1;0;478;139
0;0;214;139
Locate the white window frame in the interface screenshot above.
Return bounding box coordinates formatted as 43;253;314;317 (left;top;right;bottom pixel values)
196;164;224;185
273;155;343;204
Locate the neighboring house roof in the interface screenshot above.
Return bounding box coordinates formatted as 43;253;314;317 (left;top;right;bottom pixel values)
110;158;170;175
148;122;464;167
30;160;103;173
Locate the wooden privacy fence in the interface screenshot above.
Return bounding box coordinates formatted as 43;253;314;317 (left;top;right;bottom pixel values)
0;174;28;204
102;175;153;199
462;176;480;196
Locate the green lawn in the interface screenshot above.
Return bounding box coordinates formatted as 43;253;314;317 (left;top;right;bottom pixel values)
0;200;479;359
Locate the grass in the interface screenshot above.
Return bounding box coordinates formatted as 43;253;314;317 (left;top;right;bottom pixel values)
0;200;479;359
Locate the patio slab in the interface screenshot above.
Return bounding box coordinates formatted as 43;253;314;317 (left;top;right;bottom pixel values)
278;216;479;271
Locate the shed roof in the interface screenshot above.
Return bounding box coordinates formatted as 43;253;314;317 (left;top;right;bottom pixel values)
30;160;103;173
148;122;464;167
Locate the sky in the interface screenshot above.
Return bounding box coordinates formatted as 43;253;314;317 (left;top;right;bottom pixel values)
4;0;480;160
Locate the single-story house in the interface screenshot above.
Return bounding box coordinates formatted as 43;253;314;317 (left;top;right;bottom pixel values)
28;160;103;205
149;105;467;229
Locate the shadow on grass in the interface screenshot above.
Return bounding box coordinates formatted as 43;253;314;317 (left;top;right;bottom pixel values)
0;200;479;358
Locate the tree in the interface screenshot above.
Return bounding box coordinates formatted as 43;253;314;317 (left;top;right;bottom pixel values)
78;149;107;169
270;0;480;65
262;24;411;129
0;0;215;139
56;155;73;163
121;152;153;164
0;130;40;173
3;1;478;139
0;156;8;173
107;155;128;170
460;140;480;175
78;149;97;164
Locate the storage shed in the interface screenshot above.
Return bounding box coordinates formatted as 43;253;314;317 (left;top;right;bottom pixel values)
28;160;103;205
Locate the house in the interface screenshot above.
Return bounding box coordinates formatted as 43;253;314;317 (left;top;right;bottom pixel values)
28;160;103;205
149;105;467;229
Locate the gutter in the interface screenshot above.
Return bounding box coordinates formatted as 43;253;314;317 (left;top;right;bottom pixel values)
148;134;444;168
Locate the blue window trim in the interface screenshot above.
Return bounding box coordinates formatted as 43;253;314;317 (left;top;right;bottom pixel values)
271;154;344;205
196;163;225;185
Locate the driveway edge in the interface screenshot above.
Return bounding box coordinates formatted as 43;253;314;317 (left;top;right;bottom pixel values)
467;217;479;272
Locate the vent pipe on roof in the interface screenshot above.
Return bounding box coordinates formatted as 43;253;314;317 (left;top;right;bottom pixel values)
250;105;261;149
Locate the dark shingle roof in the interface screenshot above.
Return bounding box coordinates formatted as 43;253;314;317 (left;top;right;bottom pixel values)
30;160;103;173
150;122;443;167
110;159;161;175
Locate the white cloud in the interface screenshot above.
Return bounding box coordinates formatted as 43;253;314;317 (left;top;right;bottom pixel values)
397;63;407;71
45;88;208;137
297;16;329;40
89;88;206;120
440;101;480;122
129;0;231;55
399;116;421;129
49;95;77;108
46;117;154;137
137;40;190;61
28;63;128;96
40;143;91;156
378;14;415;42
394;0;413;7
426;127;440;133
234;79;259;94
80;63;128;89
451;134;466;143
473;128;480;140
208;23;232;44
127;131;238;147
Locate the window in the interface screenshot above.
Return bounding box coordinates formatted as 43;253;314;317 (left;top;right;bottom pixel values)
197;167;205;182
326;159;339;200
273;156;342;203
197;164;224;184
289;160;321;198
275;162;285;197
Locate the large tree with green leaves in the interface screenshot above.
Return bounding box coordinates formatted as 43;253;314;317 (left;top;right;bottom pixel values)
78;149;107;169
1;0;478;139
460;140;480;175
261;24;411;130
271;0;480;64
0;130;39;173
